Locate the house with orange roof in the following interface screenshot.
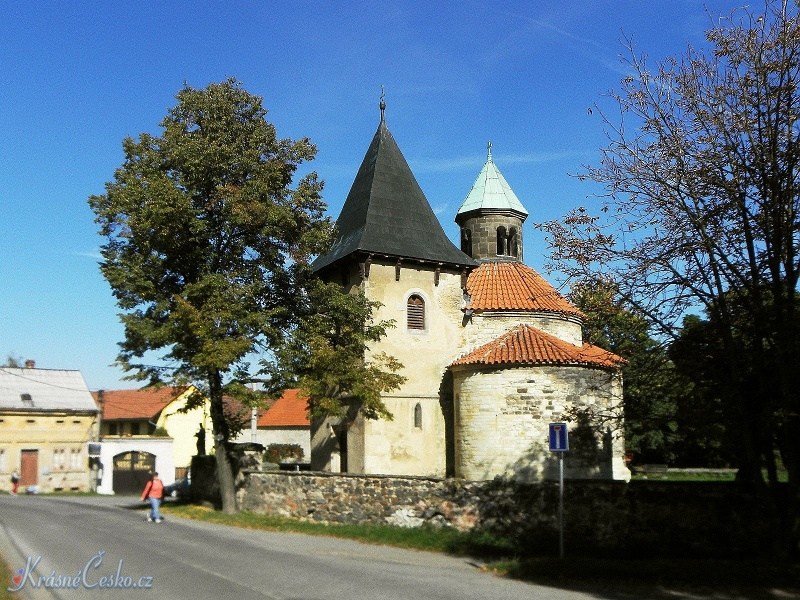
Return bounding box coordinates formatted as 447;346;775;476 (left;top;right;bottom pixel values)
309;104;629;482
92;386;212;494
234;388;310;463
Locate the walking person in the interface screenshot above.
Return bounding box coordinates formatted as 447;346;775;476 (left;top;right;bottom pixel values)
140;471;165;523
10;471;19;495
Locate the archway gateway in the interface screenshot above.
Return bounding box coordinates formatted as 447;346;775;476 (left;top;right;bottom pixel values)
112;451;155;495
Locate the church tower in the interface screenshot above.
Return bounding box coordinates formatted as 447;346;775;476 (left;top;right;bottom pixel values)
455;143;528;263
310;99;475;477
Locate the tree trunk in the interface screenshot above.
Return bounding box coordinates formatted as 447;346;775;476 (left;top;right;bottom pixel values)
208;369;238;514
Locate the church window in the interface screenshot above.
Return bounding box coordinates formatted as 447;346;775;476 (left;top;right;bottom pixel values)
414;403;423;428
496;226;507;255
509;227;519;258
407;295;425;330
461;228;472;257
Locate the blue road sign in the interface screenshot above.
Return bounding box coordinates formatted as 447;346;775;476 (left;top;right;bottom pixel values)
549;422;569;452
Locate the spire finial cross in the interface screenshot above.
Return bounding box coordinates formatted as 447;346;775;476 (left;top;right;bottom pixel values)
487;140;493;161
380;86;386;122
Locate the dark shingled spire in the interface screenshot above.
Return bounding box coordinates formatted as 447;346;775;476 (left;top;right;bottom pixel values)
312;101;476;273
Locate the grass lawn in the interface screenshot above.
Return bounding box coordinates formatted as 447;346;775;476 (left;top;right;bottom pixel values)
162;503;799;598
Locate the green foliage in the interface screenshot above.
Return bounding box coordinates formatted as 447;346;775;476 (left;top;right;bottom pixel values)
89;78;332;388
569;278;686;464
264;443;304;464
540;2;800;516
152;426;170;437
262;279;406;421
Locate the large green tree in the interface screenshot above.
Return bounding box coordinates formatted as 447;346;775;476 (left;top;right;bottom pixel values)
568;278;682;465
89;79;331;513
540;2;800;551
571;278;731;467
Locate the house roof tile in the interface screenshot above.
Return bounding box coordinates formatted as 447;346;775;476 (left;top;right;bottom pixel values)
258;388;309;427
93;387;187;421
451;324;624;370
466;262;583;317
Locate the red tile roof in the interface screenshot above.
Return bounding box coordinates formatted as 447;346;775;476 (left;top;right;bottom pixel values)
92;387;187;420
451;324;624;370
466;262;583;317
257;389;309;427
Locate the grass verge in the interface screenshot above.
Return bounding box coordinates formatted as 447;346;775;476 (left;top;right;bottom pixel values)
162;502;799;597
0;554;13;600
163;503;513;557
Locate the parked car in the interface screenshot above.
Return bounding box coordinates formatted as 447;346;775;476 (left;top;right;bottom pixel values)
164;476;191;499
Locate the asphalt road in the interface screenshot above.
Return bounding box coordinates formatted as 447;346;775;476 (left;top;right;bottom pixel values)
0;494;591;600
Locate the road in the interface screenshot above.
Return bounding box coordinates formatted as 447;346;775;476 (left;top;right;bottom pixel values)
0;495;590;600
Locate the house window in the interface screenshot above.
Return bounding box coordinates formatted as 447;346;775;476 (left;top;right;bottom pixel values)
108;423;118;435
131;422;141;435
496;226;507;255
53;449;65;469
20;393;33;408
407;295;425;330
0;449;6;472
70;449;81;470
414;403;423;429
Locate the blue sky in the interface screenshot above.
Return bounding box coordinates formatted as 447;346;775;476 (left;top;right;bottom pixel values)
0;1;739;390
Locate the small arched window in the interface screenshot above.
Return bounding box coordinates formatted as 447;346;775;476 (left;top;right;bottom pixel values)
407;294;425;330
414;403;423;429
496;226;507;255
461;228;472;257
508;227;519;258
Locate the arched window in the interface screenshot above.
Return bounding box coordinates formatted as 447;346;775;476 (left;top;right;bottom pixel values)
496;226;507;255
461;228;472;257
508;227;518;258
407;294;425;330
414;403;422;428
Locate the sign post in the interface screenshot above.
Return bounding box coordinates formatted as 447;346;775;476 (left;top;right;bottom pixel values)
548;422;569;559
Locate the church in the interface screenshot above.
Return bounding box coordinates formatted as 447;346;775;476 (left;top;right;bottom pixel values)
310;100;630;482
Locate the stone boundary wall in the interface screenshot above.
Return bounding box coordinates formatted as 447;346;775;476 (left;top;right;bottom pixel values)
237;470;484;530
230;469;785;558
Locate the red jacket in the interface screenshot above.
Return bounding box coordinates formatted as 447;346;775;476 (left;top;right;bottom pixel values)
141;478;164;500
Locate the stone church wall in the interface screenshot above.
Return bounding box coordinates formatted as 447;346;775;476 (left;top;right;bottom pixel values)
452;364;627;481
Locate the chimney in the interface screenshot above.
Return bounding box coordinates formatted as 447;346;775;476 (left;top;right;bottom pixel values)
24;359;35;369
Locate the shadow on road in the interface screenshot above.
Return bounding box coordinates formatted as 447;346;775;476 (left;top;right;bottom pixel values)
501;557;800;600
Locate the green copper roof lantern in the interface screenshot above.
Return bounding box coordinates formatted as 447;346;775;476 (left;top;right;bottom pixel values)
455;142;528;219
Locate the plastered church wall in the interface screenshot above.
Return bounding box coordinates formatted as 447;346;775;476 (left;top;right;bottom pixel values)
359;262;466;476
462;311;583;349
452;364;628;481
312;261;467;477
